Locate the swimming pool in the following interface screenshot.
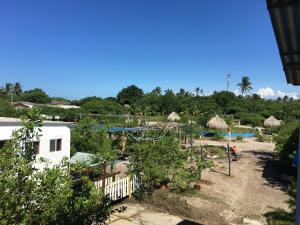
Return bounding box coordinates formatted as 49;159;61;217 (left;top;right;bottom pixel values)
201;131;256;138
223;133;256;137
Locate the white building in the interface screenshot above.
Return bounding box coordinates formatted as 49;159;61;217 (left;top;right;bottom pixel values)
0;117;72;170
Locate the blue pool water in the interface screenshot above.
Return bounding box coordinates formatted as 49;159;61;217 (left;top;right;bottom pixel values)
223;133;256;137
201;131;256;138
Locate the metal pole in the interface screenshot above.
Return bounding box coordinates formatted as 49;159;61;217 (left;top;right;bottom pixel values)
228;144;231;176
200;135;203;160
102;161;107;188
190;124;193;153
228;127;231;176
178;127;181;144
296;127;300;225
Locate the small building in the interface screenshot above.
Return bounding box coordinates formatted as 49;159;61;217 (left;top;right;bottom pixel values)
12;101;80;110
54;104;80;109
0;117;72;170
12;102;36;109
167;112;180;121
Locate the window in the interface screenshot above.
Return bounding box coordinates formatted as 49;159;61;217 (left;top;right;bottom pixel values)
56;139;62;151
50;139;62;152
25;141;40;155
50;140;55;152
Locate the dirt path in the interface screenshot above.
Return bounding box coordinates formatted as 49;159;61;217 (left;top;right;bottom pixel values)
186;139;289;225
110;139;289;225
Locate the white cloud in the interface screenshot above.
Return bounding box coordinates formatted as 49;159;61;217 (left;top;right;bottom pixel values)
256;87;299;100
233;89;239;96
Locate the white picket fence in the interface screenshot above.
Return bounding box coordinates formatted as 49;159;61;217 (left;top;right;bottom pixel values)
94;175;139;200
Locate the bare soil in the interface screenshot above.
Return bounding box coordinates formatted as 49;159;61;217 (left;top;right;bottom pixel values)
183;139;290;225
112;139;290;225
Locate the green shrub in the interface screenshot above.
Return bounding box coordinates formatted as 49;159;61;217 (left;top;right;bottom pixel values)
236;136;244;142
204;145;227;158
256;134;272;143
274;120;299;172
287;181;296;214
235;112;264;127
213;132;224;141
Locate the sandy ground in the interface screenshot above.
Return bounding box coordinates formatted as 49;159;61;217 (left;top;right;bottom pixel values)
109;138;290;225
188;139;289;225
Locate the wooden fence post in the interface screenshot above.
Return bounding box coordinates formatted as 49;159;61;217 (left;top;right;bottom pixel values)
127;176;132;199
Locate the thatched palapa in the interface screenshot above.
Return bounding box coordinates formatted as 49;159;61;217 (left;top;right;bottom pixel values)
264;116;281;128
207;115;228;130
167;112;180;121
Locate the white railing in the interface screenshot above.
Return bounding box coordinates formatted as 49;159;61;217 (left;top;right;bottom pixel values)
94;175;139;200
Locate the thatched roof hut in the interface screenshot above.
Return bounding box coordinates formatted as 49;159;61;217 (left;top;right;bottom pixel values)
207;115;228;130
167;112;180;121
264;116;281;128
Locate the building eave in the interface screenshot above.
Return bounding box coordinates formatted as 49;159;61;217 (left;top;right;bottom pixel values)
267;0;300;85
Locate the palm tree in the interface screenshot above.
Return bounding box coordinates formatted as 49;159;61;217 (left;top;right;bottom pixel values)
5;83;13;94
200;89;204;96
237;76;252;96
152;86;162;95
5;83;14;102
178;88;186;96
195;87;200;96
14;82;22;96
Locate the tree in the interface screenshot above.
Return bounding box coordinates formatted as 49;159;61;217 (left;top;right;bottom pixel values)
252;93;261;100
274;120;299;172
117;85;144;105
177;88;186;97
200;89;204;96
0;99;16;117
283;95;289;102
14;82;22;96
5;82;13;94
71;117;116;161
195;87;200;96
237;76;253;96
151;86;162;95
127;135;213;194
78;96;102;106
0;109;115;225
81;99;125;115
21;88;51;103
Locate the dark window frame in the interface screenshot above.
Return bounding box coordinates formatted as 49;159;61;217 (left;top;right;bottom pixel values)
50;139;62;152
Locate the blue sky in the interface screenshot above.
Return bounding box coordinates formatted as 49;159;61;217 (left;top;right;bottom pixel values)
0;0;298;99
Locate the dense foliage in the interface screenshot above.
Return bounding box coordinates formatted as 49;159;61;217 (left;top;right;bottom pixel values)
273;120;299;222
127;135;213;194
1;82;300;128
117;85;144;105
71;117;117;161
0;109;115;225
274;120;299;173
21;88;51;103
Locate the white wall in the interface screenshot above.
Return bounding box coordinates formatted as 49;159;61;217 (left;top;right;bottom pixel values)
0;125;70;170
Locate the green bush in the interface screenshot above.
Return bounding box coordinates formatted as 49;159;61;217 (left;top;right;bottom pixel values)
274;120;299;173
256;134;272;143
235;112;264;127
213;132;224;141
236;136;244;142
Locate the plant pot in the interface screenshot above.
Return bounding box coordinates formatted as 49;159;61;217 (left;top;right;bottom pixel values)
161;184;169;191
194;183;201;191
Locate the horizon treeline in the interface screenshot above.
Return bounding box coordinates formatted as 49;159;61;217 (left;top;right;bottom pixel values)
0;82;299;127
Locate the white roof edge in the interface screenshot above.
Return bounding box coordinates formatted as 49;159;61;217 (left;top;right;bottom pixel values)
0;117;74;126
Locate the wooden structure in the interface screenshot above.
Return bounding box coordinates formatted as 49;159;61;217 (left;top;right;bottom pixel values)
94;175;139;200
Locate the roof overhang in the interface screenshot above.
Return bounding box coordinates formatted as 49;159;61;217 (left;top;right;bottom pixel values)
267;0;300;85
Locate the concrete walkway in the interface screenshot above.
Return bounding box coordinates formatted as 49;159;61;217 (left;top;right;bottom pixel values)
108;203;183;225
